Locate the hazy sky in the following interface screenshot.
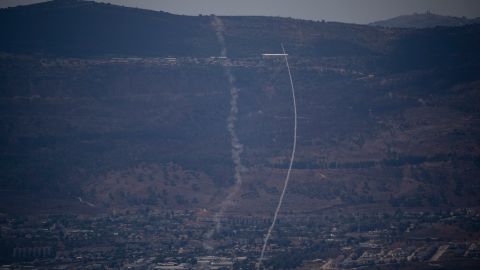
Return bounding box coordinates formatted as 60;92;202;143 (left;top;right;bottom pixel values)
1;0;480;24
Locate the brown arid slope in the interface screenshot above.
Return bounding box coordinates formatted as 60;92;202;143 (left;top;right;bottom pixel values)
0;1;479;216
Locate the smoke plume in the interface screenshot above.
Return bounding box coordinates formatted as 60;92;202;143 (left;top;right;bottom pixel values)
204;16;245;242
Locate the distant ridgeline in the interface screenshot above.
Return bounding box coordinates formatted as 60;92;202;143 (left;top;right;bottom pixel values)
370;12;480;29
0;1;478;67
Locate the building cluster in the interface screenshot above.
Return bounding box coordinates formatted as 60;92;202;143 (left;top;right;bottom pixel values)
0;207;479;269
31;55;372;79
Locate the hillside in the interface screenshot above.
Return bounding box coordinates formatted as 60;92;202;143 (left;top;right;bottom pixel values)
371;12;480;28
0;0;480;215
0;0;219;57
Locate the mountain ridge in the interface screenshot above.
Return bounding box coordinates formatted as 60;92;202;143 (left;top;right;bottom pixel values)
371;12;480;28
0;0;479;215
0;0;219;57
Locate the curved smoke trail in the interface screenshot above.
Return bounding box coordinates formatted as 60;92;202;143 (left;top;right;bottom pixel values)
204;16;244;242
258;44;298;269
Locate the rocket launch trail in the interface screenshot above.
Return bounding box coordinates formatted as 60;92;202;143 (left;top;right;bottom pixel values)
258;44;298;269
205;16;245;243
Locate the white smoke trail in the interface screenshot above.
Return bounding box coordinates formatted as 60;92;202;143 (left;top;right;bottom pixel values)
204;16;245;242
258;44;298;269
